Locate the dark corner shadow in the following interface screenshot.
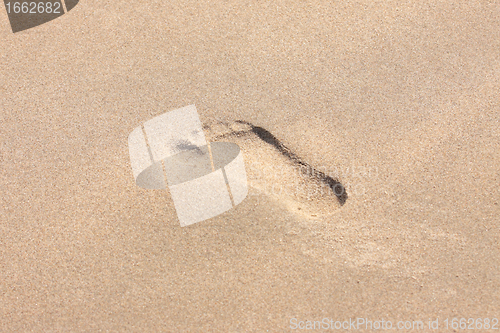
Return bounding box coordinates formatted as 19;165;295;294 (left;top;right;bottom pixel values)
235;120;348;206
5;0;79;33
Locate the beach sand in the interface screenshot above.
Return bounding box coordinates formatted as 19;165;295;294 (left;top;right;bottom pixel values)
1;0;499;331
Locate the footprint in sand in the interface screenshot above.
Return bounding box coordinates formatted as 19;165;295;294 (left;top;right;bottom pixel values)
204;120;347;218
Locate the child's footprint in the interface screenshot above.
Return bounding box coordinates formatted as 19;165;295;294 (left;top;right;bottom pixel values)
204;120;347;218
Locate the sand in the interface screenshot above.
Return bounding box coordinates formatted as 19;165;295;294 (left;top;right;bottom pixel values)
1;0;499;331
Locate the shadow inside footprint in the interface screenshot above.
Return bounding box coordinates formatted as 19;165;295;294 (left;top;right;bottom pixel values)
235;121;348;206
